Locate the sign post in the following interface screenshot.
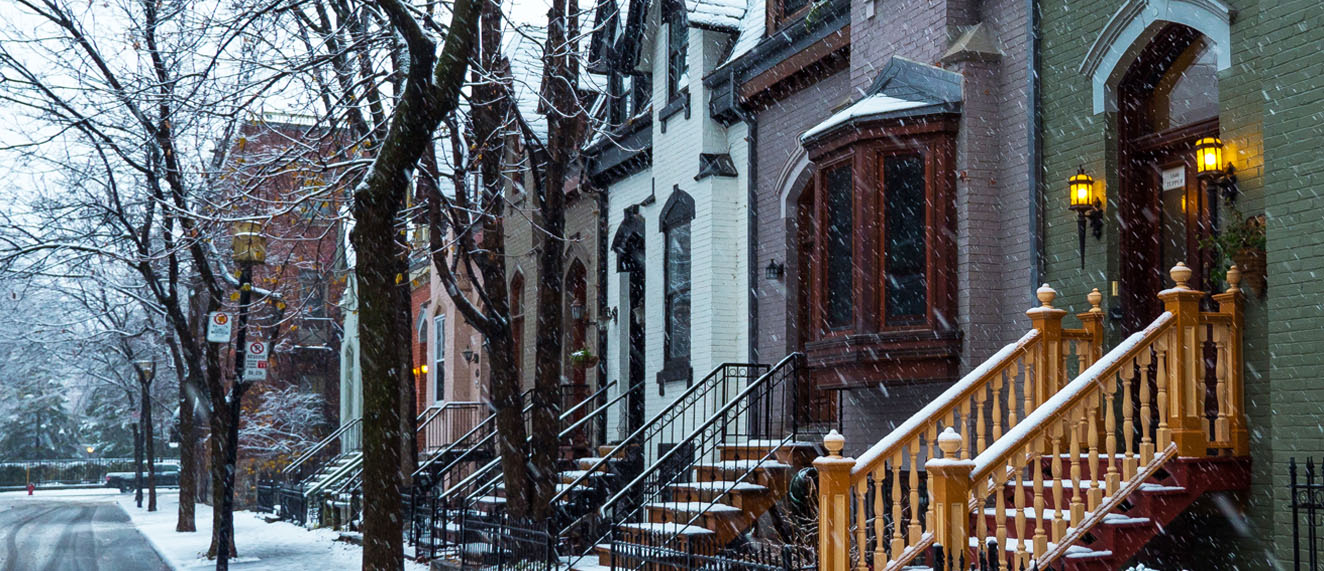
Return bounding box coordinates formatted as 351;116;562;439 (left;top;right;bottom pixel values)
206;312;233;343
242;341;268;382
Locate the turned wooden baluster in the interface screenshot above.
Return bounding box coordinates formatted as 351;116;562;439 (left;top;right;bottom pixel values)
872;468;885;567
1214;324;1230;445
1122;358;1137;481
891;458;904;557
1069;406;1086;527
976;384;989;457
1213;265;1248;455
1139;347;1154;467
995;468;1008;568
1105;372;1121;496
908;441;922;544
1087;390;1103;511
992;367;1006;442
1032;435;1048;557
855;478;867;571
1156;338;1171;453
1014;453;1028;566
1050;423;1065;541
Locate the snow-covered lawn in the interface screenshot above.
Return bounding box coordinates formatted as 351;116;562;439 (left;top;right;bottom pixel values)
114;490;428;571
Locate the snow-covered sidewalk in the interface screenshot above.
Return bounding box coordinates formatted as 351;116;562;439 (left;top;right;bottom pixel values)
116;490;428;570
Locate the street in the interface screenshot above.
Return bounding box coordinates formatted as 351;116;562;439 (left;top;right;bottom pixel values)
0;490;170;571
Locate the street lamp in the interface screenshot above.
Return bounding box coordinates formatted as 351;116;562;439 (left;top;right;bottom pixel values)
217;221;267;569
134;359;157;512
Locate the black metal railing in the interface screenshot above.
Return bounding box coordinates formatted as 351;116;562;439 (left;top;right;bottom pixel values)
608;543;815;571
282;417;362;485
445;382;627;556
1293;457;1324;571
418;401;486;459
410;382;618;559
457;514;558;570
554;362;770;555
278;482;308;526
598;353;816;569
255;478;278;513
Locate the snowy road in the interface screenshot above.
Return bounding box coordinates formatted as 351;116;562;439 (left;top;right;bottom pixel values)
0;491;170;571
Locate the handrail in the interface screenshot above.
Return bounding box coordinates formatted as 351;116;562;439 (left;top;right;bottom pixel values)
851;330;1040;479
284;417;362;476
599;353;798;516
558;383;628;439
970;312;1173;482
561;380;618;423
551;362;768;506
415;401;482;435
411;388;533;478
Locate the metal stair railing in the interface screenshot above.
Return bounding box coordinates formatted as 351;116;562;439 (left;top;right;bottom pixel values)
412;381;619;559
417;401;485;459
599;353;815;570
282;417;363;486
554;362;769;555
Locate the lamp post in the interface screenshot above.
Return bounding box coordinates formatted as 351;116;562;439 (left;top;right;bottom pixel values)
1195;136;1238;232
217;222;266;571
134;359;157;512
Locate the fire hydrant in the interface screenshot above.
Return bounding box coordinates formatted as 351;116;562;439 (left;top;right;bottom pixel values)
26;483;34;495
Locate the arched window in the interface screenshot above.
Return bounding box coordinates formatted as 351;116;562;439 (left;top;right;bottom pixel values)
658;188;694;384
509;272;525;381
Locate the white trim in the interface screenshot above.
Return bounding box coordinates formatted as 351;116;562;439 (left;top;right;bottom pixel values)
775;147;812;220
1079;0;1232;114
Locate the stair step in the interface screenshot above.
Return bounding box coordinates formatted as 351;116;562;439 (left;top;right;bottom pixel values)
560;469;608;484
620;522;715;536
576;457;608;470
643;501;741;515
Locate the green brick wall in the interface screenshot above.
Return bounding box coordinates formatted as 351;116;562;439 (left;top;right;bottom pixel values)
1035;0;1324;566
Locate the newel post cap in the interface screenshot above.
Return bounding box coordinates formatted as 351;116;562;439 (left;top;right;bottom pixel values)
1087;288;1103;313
1226;265;1243;294
1170;262;1193;289
823;430;845;457
937;427;963;456
1036;284;1057;308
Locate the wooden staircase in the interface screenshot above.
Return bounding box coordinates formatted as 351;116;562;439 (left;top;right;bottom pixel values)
573;440;818;571
815;263;1251;571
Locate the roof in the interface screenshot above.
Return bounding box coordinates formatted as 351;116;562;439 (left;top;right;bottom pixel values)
800;57;962;144
686;0;746;31
502;25;548;141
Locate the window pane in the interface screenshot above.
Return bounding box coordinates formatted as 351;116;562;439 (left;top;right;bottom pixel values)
1151;37;1218;132
824;165;853;328
434;315;446;399
668;18;687;98
667;292;690;360
665;223;691;360
884;155;927;319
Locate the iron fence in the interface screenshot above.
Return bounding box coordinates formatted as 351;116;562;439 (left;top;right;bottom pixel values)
255;478;278;513
1293;457;1324;571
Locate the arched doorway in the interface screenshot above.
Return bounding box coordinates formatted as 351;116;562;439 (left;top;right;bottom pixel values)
611;210;646;435
1118;23;1220;332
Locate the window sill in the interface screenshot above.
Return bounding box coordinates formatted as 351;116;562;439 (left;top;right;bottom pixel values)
659;91;690;133
655;358;692;393
804;328;961;389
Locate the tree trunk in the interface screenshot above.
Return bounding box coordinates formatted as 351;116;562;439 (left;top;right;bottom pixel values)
143;378;157;512
175;354;199;531
133;420;143;508
206;351;237;559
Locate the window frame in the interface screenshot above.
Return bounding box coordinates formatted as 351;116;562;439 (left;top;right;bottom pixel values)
877;148;934;327
657;188;694;386
433;314;446;401
665;0;688;104
767;0;815;33
813;156;857;337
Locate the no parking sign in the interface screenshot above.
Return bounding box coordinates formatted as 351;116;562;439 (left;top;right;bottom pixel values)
243;341;268;381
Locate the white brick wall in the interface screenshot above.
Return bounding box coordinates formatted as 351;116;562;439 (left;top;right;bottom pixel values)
602;17;751;448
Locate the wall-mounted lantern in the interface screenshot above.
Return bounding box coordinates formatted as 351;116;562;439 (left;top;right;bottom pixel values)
462;348;478;364
764;259;785;281
569;301;585;321
1068;167;1104;269
1195;136;1239;205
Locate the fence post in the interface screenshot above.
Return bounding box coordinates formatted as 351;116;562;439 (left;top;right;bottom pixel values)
1212;265;1249;456
814;430;855;571
1157;262;1208;457
926;428;974;570
1027;284;1067;407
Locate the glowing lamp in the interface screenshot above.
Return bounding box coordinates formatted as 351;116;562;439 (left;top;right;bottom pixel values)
1067;167;1103;269
1195;137;1223;177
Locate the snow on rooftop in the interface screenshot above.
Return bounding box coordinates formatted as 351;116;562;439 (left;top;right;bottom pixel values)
686;0;746;31
723;0;764;65
800;94;931;142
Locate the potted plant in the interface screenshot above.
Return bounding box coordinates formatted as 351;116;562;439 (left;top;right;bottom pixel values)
1202;208;1266;296
569;348;598;367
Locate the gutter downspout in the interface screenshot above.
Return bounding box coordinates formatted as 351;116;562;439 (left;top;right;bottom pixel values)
739;108;759;365
1027;0;1044;304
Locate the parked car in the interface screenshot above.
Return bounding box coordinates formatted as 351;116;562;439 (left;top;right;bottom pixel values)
104;464;180;492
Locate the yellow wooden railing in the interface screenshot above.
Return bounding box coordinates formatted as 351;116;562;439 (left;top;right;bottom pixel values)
815;263;1248;571
815;284;1105;571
